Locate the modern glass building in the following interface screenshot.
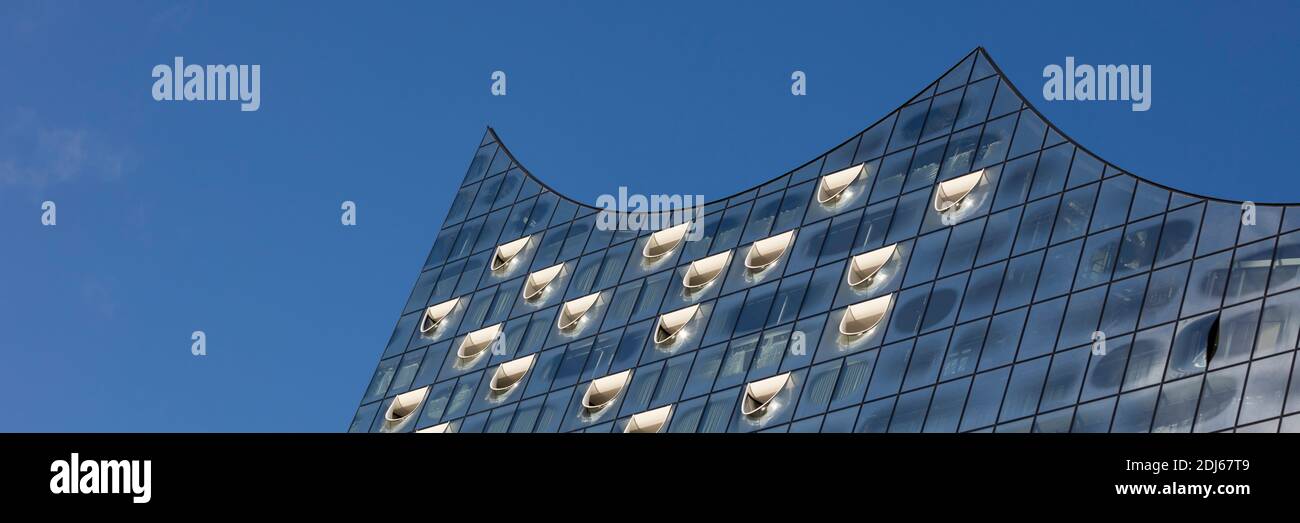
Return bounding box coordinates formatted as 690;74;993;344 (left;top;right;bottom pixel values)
351;48;1300;434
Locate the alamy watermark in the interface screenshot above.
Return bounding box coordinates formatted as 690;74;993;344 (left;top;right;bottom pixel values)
50;453;152;504
594;187;705;241
152;57;261;111
1043;57;1151;111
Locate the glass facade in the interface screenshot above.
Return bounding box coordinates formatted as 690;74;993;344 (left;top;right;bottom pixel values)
352;48;1300;433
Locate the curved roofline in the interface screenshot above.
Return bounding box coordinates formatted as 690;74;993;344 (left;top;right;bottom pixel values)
484;47;1296;210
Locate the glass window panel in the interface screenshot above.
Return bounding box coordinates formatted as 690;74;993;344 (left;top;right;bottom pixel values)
601;282;640;331
854;200;895;252
735;283;778;336
888;100;930;152
1035;239;1083;300
871;150;910;203
781;314;826;372
741;193;783;243
1152;376;1204;433
1114;216;1162;279
1155;204;1204;267
557;219;592;261
992;153;1037;211
1139;263;1190;329
520;192;556;235
1019;298;1066;361
1051;184;1098;244
1238;352;1293;425
1013;196;1059;254
1072;397;1117;433
387;349;426;395
942;320;987;379
903;230;948;286
1240;205;1282;244
1225;239;1275;305
1075;229;1122;289
1080;333;1132;402
854;397;895;433
749;327;789;376
1065;151;1104;189
715;336;759;390
799;263;844;318
988;79;1022;118
492;169;525;210
955;76;997;129
818;210;864;266
885;284;932;342
830;350;876;409
1090;176;1136;233
904;330;950;389
997;251;1044;312
921;89;962;142
1257;289;1300;357
702;293;746;346
698;388;740;433
509;396;544;433
449;216;485;260
795;360;843;419
469;174;505;218
651;353;693;407
425;226;463;269
683;344;726;399
1008;110;1047;159
593;242;632;291
1058;286;1107;349
923;274;967;332
979;309;1027;371
938;126;981;180
959;262;1004;322
974;114;1016;169
889;387;934;433
1113;387;1158;433
866;340;912;400
768;271;811;325
551;339;592;389
785;220;827;275
1181;251;1232;316
1207;300;1259;370
710;203;751;254
1129;182;1169;222
445;184;479;225
1196;201;1241;257
522;347;564;398
922;378;971;433
976;207;1021;264
362;357;400;404
885;189;929;243
1040;347;1090;411
855;113;896;161
960;367;1010;431
1269;231;1300;293
1028;144;1073;199
938;218;984;277
610;322;651;373
1098;274;1147;336
1000;357;1050;422
1123;324;1175;391
631;270;670;321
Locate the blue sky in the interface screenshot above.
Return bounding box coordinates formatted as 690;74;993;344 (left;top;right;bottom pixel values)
2;1;1298;431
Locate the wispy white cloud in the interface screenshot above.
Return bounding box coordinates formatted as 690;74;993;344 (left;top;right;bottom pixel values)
0;109;129;188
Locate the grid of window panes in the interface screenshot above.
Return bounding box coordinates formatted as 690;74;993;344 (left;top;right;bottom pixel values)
351;49;1300;433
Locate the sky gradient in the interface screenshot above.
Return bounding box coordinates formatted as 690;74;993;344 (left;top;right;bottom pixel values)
3;0;1299;431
